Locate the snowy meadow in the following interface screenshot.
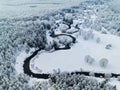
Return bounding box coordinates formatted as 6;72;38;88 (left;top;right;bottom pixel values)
0;0;120;89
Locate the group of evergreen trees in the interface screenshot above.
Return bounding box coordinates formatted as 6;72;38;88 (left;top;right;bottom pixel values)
31;72;116;90
0;17;48;89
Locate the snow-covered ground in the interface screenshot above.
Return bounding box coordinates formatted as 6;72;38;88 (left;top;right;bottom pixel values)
15;0;120;74
16;31;120;74
0;0;83;19
16;30;120;88
14;0;120;89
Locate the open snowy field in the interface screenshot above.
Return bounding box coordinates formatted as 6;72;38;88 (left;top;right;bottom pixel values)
1;0;120;89
15;0;120;75
14;0;120;88
0;0;83;19
16;31;120;74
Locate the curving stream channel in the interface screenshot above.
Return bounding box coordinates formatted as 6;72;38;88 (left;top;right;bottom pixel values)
23;34;120;79
23;34;76;79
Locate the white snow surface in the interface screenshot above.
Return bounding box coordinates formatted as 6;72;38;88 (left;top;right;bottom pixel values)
30;31;120;74
16;30;120;75
0;0;83;19
13;0;120;88
17;31;120;88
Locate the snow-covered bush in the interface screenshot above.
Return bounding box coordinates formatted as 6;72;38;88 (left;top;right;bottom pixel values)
58;23;69;33
53;35;75;49
96;37;101;43
117;76;120;81
60;37;73;46
99;58;109;68
63;13;73;25
66;27;79;34
40;20;51;30
45;42;54;51
105;73;111;79
89;72;95;76
101;30;107;34
82;30;94;40
105;44;112;50
45;34;54;51
54;13;63;20
84;55;95;65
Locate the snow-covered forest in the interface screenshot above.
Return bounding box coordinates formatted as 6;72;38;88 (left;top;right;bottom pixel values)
0;0;120;90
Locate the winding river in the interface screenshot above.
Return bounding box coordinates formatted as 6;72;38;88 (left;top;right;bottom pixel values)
23;34;120;79
23;34;76;79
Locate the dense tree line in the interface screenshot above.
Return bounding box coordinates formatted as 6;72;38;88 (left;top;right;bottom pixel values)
0;16;49;89
31;72;116;90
